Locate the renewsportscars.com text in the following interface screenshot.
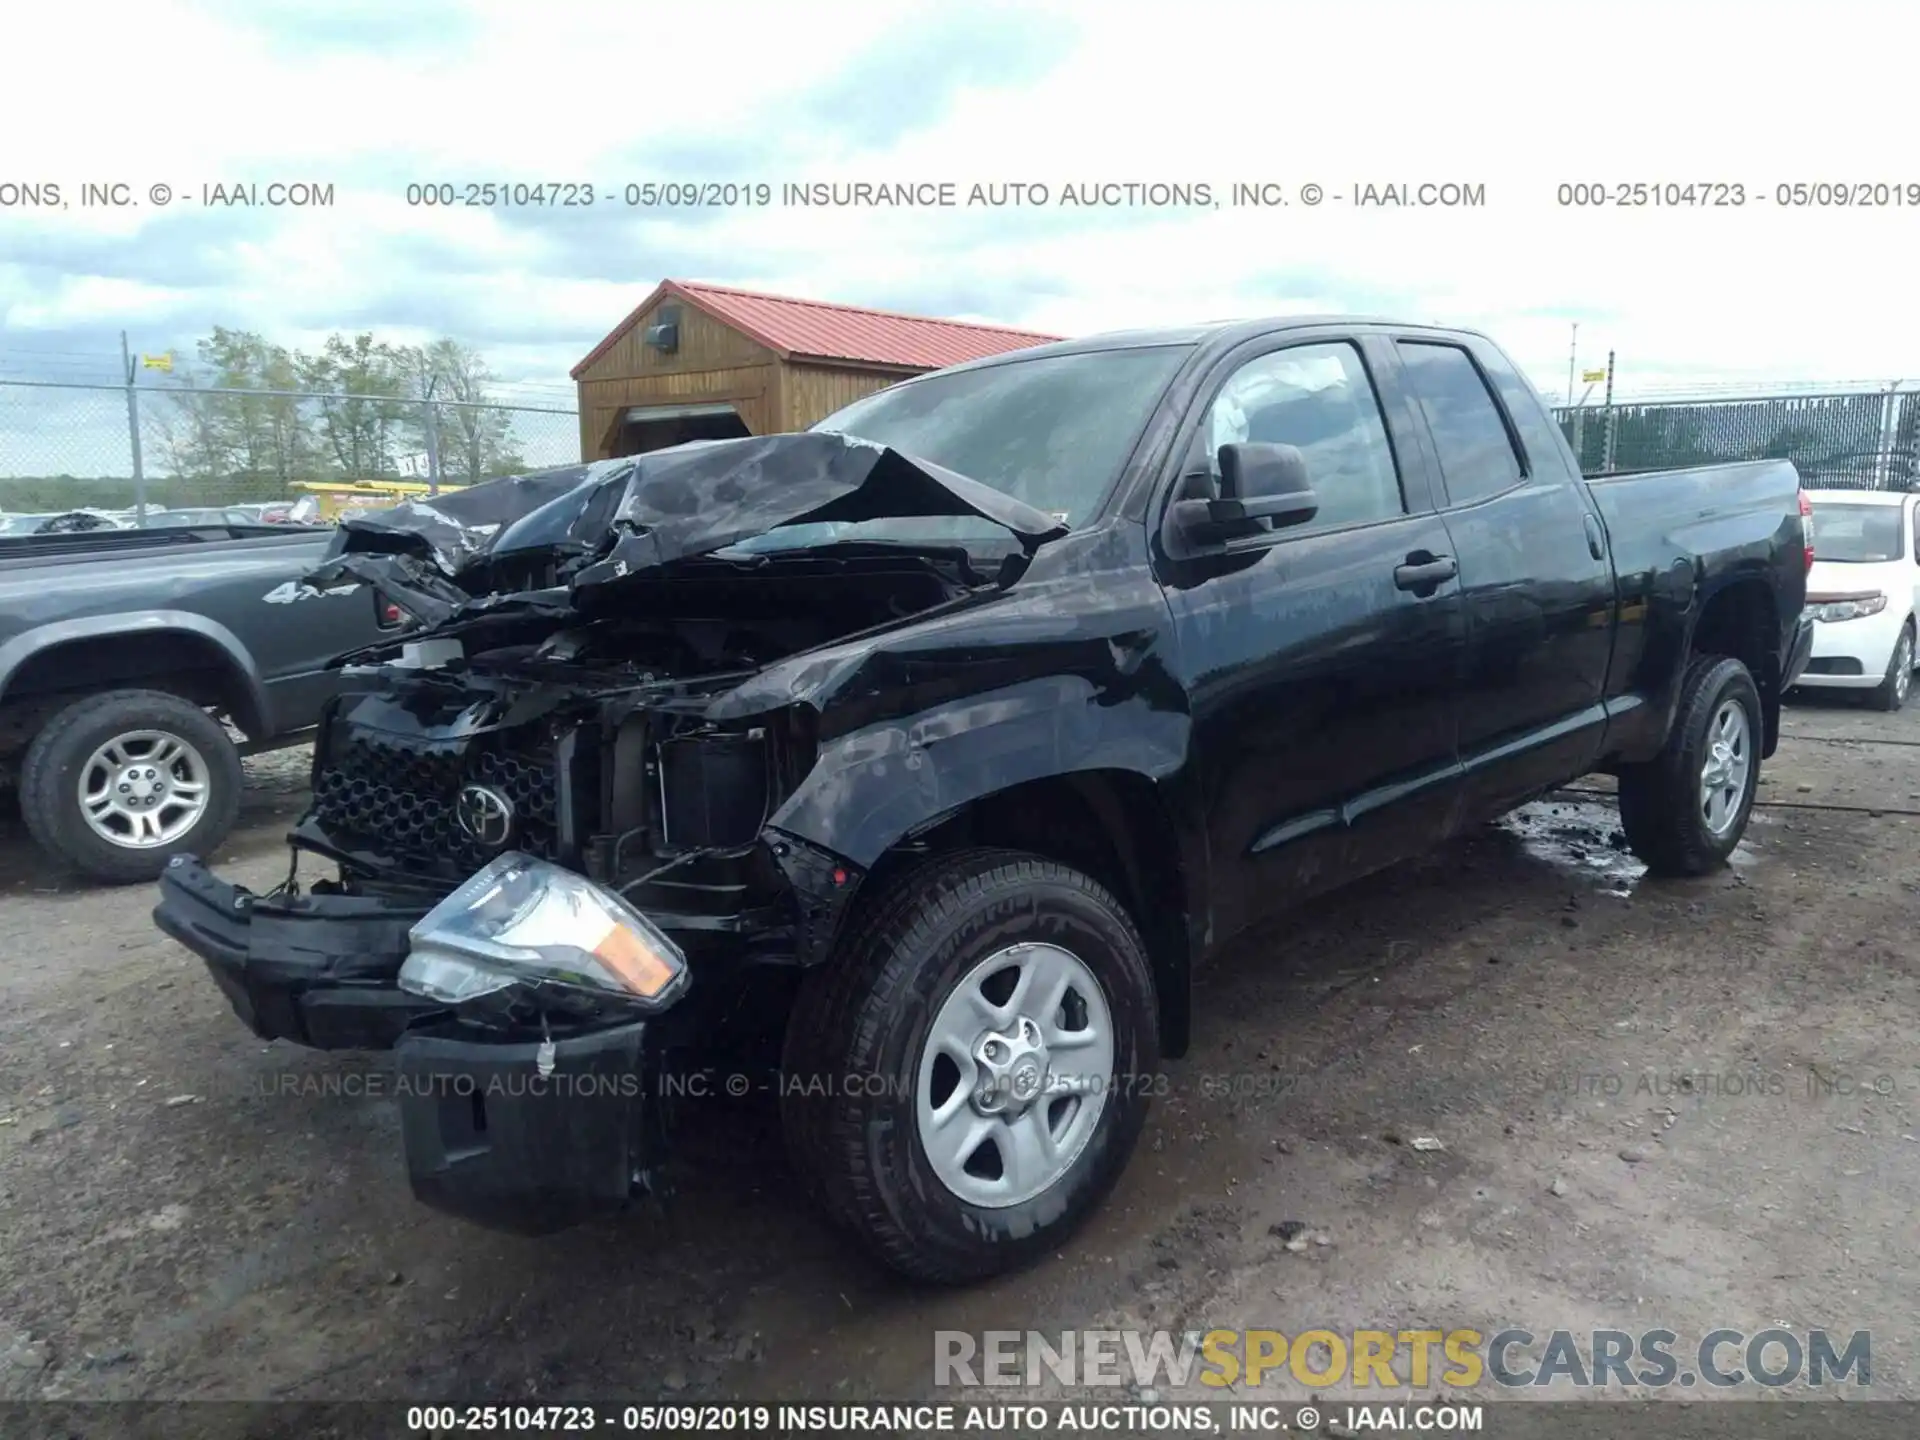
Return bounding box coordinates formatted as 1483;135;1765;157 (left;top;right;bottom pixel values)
935;1327;1871;1390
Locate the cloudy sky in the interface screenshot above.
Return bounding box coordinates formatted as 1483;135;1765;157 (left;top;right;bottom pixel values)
3;0;1917;458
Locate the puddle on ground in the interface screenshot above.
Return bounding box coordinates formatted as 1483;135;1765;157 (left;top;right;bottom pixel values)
1497;800;1646;894
1496;798;1758;896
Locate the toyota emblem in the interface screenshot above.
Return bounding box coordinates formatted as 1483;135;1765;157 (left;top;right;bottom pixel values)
455;783;515;848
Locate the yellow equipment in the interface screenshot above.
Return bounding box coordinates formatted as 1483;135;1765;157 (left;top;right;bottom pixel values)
289;479;470;521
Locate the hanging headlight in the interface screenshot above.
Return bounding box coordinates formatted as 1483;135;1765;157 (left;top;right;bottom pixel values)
399;851;688;1009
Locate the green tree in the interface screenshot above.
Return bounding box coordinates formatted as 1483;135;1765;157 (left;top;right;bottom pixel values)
142;326;535;502
297;333;414;478
155;328;317;499
416;338;527;483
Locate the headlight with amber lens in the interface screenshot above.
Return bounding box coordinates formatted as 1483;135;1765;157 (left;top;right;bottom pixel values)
399;851;688;1009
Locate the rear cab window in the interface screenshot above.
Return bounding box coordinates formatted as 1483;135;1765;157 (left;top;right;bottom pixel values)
1396;342;1526;506
1472;342;1580;481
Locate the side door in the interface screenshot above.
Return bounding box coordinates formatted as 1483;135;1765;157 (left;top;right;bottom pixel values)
1384;336;1618;821
1153;332;1468;945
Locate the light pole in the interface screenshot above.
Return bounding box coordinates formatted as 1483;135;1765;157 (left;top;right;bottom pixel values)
122;332;148;526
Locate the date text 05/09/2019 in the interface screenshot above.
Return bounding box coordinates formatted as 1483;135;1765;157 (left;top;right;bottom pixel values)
1556;180;1920;206
393;180;1489;210
402;1401;1488;1432
398;180;1239;208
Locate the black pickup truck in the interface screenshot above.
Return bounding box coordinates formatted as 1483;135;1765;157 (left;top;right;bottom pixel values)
0;523;404;880
154;318;1814;1282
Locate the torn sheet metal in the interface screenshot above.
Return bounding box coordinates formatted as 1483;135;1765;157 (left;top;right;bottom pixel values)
327;458;631;578
316;432;1069;601
304;551;510;629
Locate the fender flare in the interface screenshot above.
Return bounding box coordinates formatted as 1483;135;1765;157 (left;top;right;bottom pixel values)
764;674;1205;1054
0;611;272;736
1618;561;1779;765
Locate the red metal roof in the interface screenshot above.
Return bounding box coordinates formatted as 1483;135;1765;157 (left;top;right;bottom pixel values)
571;279;1060;379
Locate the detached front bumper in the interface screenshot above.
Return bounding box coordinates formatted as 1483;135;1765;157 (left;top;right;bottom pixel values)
156;853;668;1234
397;1019;660;1234
153;855;443;1049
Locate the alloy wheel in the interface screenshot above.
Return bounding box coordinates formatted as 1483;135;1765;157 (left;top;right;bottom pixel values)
915;941;1115;1208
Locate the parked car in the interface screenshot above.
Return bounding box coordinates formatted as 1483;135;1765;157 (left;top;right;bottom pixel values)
245;495;324;526
0;508;131;535
0;521;407;880
1793;488;1920;710
144;506;263;529
153;317;1813;1282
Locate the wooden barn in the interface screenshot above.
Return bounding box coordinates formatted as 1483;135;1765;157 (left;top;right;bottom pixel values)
570;279;1061;461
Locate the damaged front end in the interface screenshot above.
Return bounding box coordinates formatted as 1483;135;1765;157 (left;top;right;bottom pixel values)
154;431;1067;1233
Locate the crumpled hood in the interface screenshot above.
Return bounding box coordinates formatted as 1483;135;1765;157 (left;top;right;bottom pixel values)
305;431;1067;625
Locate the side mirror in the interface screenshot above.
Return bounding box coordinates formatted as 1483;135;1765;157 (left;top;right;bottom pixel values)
1172;442;1318;545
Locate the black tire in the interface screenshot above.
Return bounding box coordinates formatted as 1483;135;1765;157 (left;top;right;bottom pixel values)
781;848;1159;1283
1871;622;1914;712
20;689;243;883
1618;655;1762;877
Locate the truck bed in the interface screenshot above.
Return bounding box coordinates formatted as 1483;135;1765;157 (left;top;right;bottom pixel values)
0;523;332;569
1585;458;1803;561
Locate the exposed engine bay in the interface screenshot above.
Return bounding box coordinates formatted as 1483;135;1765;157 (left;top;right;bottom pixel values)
301;547;986;891
283;431;1068;935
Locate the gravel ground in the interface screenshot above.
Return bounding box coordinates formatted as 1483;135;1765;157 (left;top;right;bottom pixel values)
2;704;1917;1426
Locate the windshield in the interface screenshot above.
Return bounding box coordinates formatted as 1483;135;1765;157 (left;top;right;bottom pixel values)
724;345;1191;557
1811;502;1906;563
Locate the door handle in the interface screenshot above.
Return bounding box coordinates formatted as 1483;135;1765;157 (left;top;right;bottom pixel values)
1583;512;1606;561
1393;553;1458;592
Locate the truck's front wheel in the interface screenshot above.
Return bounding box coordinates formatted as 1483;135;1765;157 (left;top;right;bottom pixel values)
782;848;1159;1283
1618;655;1762;877
20;689;243;883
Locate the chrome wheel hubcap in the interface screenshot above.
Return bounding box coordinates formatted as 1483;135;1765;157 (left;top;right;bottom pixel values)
1896;637;1912;701
1699;700;1751;838
78;730;211;848
916;942;1114;1208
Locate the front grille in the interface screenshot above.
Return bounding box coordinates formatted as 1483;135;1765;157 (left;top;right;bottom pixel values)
312;724;560;870
1804;656;1865;675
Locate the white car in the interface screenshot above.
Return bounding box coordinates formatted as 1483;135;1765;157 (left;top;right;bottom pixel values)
1798;488;1920;710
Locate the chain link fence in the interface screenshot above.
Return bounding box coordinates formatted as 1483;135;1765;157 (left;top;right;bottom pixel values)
1552;385;1920;490
0;378;579;529
7;373;1920;532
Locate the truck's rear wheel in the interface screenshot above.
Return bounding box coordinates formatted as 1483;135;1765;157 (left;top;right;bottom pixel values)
20;689;242;883
1618;655;1761;877
781;848;1159;1283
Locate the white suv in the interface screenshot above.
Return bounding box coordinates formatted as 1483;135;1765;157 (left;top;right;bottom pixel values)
1798;488;1920;710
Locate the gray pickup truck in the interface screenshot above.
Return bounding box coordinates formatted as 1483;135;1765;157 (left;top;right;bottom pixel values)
0;523;403;881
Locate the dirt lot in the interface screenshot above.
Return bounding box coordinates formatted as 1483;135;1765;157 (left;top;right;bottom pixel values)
3;699;1918;1424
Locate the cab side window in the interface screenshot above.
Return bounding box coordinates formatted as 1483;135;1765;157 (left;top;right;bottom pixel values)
1196;342;1404;530
1396;341;1525;506
1475;343;1576;478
